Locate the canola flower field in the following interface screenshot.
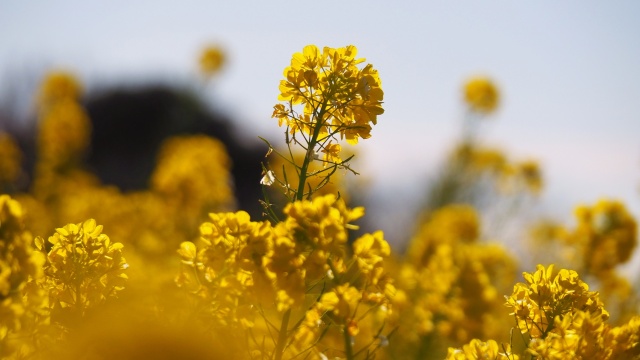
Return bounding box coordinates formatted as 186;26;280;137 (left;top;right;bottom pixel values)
0;45;638;360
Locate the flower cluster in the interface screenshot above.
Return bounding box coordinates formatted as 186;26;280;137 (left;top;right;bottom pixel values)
570;200;637;275
445;339;518;360
266;45;383;201
448;264;640;359
528;200;638;323
390;205;517;358
0;195;44;355
274;45;383;145
35;71;91;170
35;219;128;320
505;264;608;338
177;194;395;359
452;143;543;195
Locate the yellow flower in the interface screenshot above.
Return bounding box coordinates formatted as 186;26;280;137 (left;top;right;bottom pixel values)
179;211;274;325
0;195;45;336
37;71;82;108
570;200;637;275
352;230;390;284
284;194;364;254
199;45;225;76
505;264;608;338
273;45;384;144
446;339;518;360
151;135;235;212
0;133;23;187
515;160;543;193
463;76;499;114
37;99;91;167
320;142;342;166
39;219;128;318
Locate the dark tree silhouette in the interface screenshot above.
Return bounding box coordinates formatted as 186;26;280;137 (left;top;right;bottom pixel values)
83;84;266;218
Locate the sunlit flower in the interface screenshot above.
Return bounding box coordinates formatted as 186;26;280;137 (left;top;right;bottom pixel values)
446;339;518;360
505;264;607;339
273;44;384;144
320;142;342;166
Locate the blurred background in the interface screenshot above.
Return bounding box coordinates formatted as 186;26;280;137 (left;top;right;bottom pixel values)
1;1;639;274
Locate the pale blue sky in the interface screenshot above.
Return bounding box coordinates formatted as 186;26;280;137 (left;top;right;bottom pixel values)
1;1;640;260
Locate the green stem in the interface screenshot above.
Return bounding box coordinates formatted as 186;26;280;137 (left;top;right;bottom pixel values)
294;100;328;202
343;325;354;360
274;308;291;360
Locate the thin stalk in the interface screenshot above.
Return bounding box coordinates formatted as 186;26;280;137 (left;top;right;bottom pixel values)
343;325;354;360
295;100;328;201
273;308;291;360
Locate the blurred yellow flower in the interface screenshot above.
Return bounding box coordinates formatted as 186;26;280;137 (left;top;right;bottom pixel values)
151;135;235;212
37;99;91;167
199;45;225;76
570;199;637;275
0;133;23;187
37;71;82;108
0;195;45;340
463;76;499;114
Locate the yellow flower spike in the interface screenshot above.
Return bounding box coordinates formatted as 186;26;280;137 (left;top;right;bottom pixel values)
273;44;384;147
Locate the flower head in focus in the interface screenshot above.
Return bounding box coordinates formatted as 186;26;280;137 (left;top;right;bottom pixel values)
274;44;384;145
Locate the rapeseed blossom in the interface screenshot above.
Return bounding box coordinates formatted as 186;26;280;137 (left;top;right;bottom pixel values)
199;45;225;76
36;219;128;320
0;133;23;189
571;200;637;275
0;195;45;357
445;339;518;360
274;45;383;144
463;76;499;114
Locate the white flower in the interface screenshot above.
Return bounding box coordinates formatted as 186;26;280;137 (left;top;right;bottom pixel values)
260;170;276;186
326;269;335;279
